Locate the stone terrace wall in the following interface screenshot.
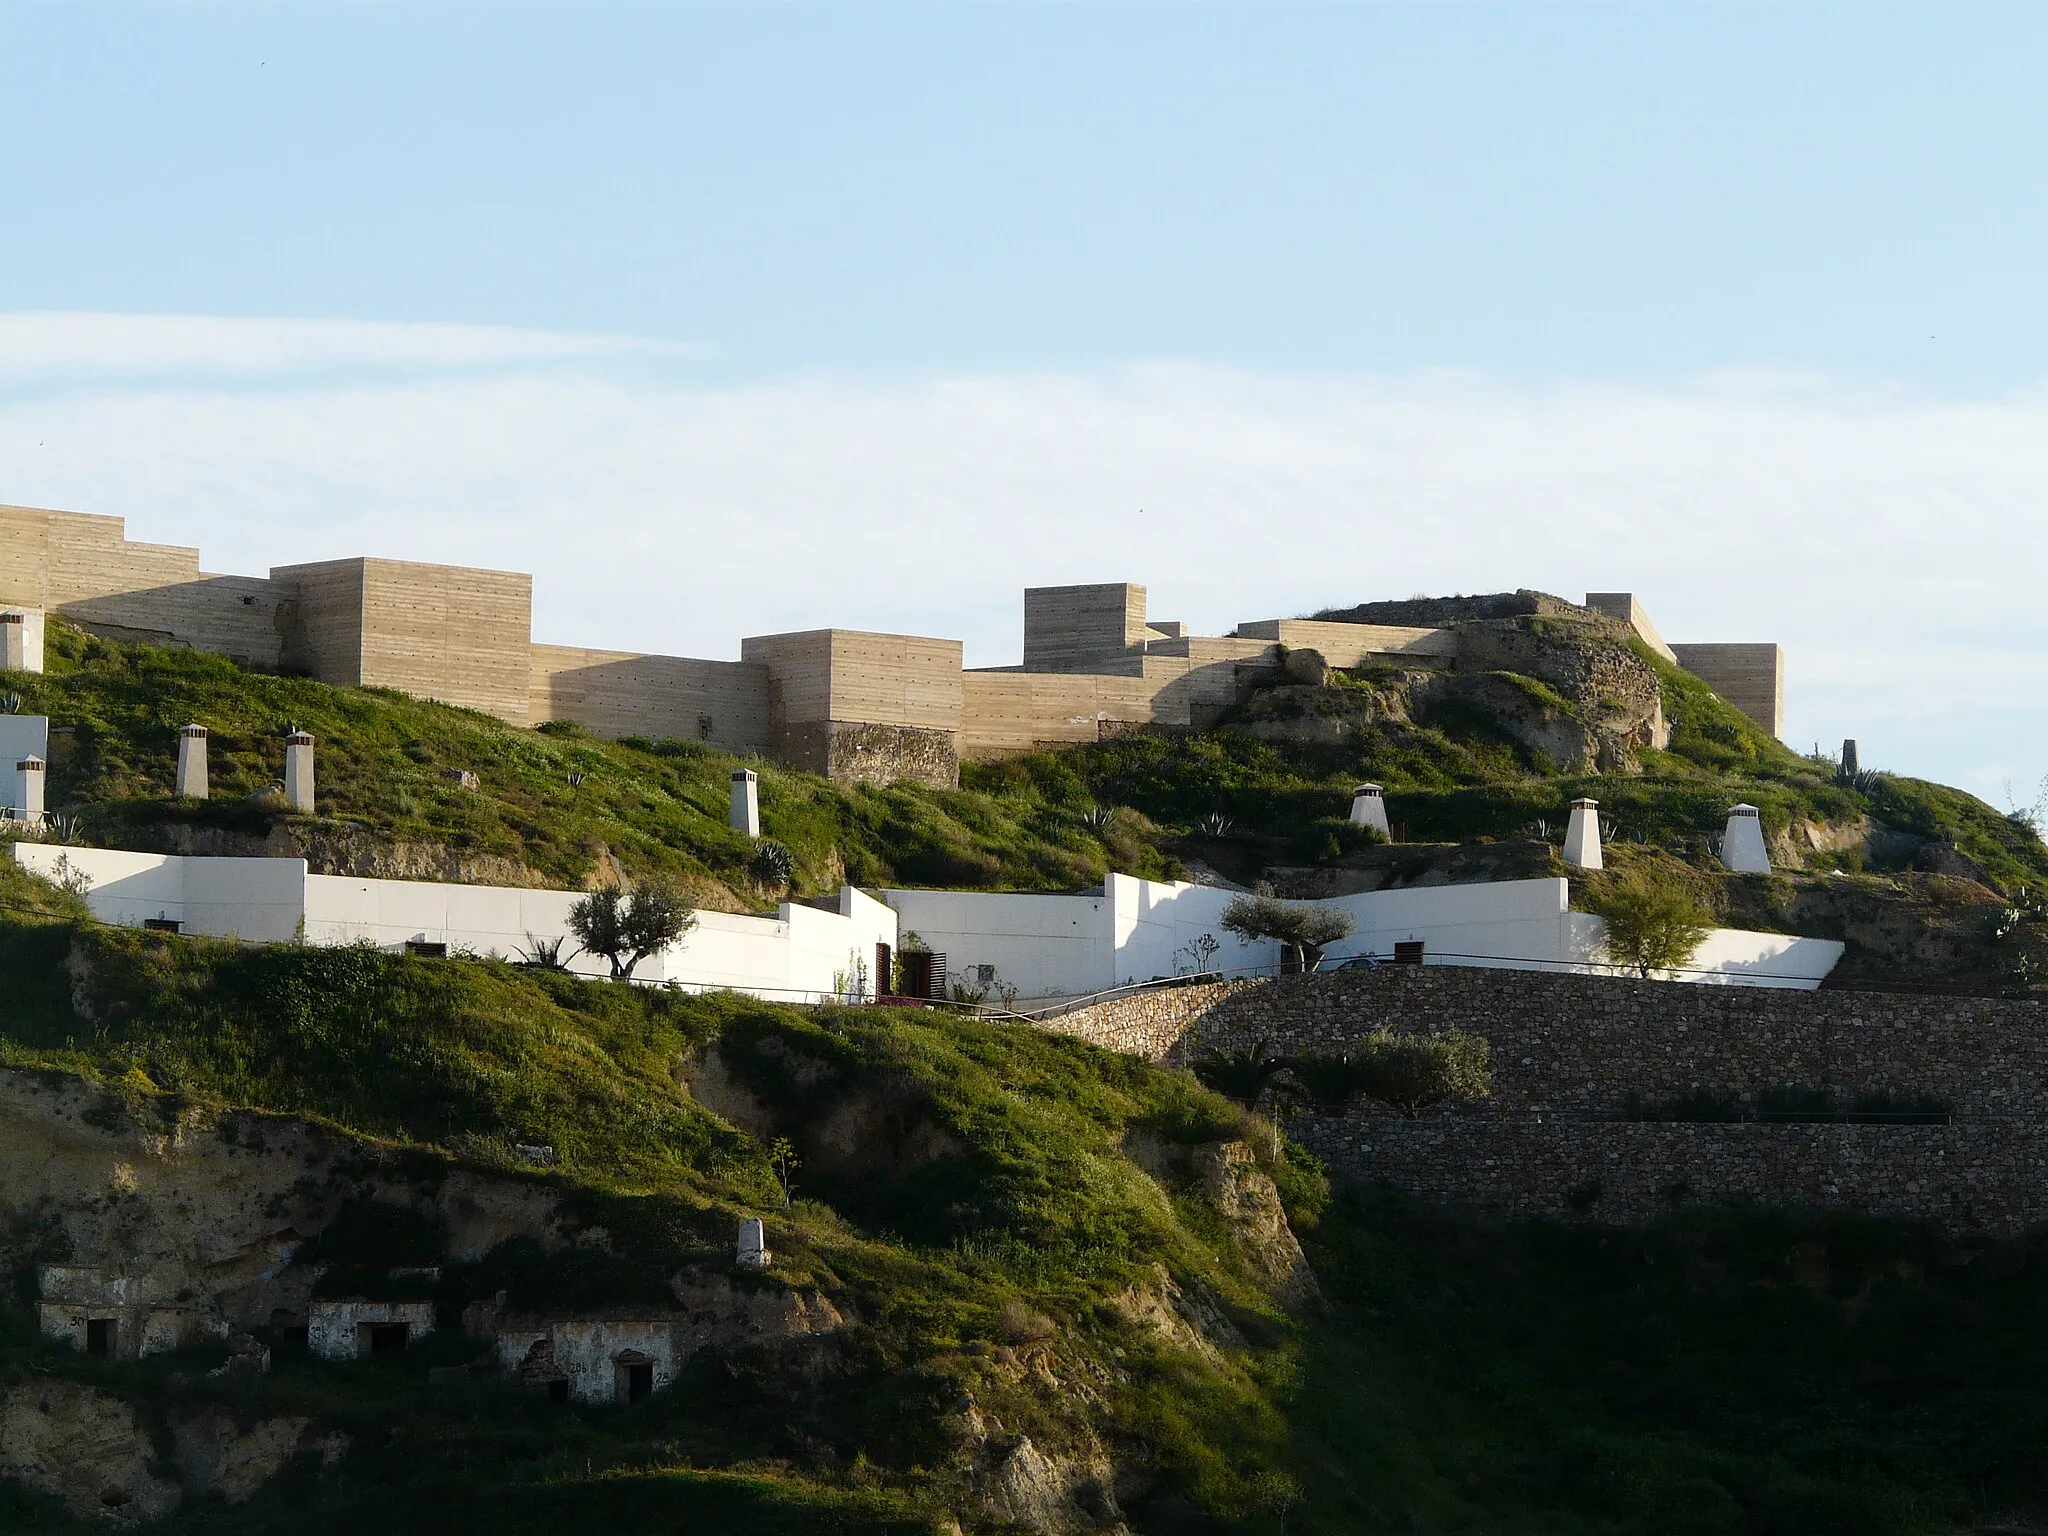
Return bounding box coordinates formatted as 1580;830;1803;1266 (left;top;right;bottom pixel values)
1290;1117;2048;1233
1041;967;2048;1233
1049;966;2048;1119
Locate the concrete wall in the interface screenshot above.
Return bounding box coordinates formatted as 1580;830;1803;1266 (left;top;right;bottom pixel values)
1671;642;1786;738
274;557;535;724
1023;583;1150;671
13;845;898;1005
742;629;964;785
958;670;1162;759
1582;592;1678;662
528;645;771;752
0;504;287;667
14;845;309;942
1231;619;1458;665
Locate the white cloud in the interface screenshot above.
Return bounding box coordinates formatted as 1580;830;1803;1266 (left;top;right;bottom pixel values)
1;313;2043;803
0;311;665;382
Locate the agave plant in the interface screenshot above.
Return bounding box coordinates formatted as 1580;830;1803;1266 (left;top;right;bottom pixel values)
515;932;579;972
1198;811;1235;837
1081;803;1114;831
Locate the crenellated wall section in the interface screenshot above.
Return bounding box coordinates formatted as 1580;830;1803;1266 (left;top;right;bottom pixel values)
0;503;1789;782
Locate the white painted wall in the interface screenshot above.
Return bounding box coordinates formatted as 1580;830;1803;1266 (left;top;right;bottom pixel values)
1564;911;1843;989
883;886;1119;1000
13;844;308;942
10;844;1837;998
883;873;1840;999
0;609;46;674
1323;878;1580;971
13;844;898;1005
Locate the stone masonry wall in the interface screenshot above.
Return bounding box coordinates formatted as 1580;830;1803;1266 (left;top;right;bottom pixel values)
1041;967;2048;1233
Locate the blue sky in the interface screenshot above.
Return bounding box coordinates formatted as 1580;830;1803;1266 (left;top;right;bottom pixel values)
2;2;2046;803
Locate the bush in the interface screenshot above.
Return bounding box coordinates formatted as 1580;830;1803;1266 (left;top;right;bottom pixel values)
1591;881;1712;978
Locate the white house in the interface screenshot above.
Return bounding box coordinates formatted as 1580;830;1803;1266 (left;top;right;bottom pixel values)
13;845;1842;1002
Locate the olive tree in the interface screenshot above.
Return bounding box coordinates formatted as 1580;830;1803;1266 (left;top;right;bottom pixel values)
567;877;698;980
1591;882;1712;979
1220;893;1355;974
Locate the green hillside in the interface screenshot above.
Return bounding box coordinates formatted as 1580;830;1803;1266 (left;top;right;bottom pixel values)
11;616;2043;910
8;891;2048;1531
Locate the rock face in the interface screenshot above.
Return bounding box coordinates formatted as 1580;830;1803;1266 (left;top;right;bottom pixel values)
1193;1141;1321;1310
1233;612;1668;774
0;1070;571;1352
1447;615;1668;772
0;1381;182;1525
0;1381;336;1524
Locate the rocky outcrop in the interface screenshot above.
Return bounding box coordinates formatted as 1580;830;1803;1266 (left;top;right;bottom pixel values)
0;1069;570;1345
0;1382;340;1525
1193;1141;1321;1311
129;817;547;887
1447;614;1668;772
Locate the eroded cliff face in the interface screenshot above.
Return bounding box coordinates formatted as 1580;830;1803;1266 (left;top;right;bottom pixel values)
0;1382;345;1527
0;1068;571;1335
1235;613;1668;775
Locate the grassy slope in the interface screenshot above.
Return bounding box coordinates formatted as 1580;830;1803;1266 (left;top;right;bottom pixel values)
10;620;2043;919
971;642;2048;897
11;900;2048;1531
0;883;1311;1530
4;621;1174;902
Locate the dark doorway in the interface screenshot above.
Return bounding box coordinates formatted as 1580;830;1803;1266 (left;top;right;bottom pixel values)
546;1379;570;1403
616;1357;654;1402
1394;941;1426;965
368;1323;410;1353
874;942;892;998
85;1318;112;1357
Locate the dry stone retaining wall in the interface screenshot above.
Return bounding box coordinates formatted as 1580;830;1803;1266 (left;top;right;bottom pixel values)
1040;967;2048;1233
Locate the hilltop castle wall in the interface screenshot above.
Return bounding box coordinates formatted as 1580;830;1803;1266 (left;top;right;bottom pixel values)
0;502;1787;782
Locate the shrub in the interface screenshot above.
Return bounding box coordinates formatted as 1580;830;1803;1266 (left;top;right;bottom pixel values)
1591;881;1712;978
1347;1029;1493;1116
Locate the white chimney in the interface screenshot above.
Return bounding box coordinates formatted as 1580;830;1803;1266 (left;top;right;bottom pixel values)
175;725;209;800
13;755;44;824
0;612;26;673
736;1217;770;1270
730;768;760;837
1721;804;1771;874
284;731;316;814
1348;783;1391;838
1563;797;1603;870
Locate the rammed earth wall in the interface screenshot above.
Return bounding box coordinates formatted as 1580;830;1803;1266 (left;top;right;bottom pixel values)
1041;968;2048;1233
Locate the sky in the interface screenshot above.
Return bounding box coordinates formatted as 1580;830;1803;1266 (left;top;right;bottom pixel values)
2;2;2045;805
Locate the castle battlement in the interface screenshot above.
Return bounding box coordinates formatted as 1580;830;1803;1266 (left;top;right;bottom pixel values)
1;503;1784;786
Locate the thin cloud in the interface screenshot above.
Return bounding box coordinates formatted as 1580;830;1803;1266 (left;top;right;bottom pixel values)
1;314;2042;802
0;311;676;383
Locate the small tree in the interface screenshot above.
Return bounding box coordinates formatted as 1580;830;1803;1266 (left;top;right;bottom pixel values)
1592;881;1712;979
768;1136;801;1209
567;877;697;980
1220;894;1354;974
